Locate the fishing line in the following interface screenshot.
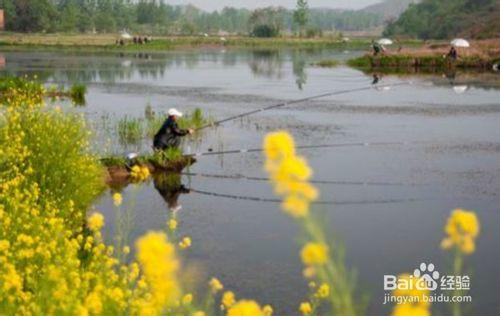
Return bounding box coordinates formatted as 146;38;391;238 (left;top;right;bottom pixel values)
186;140;424;157
182;171;419;187
195;81;411;131
190;188;422;206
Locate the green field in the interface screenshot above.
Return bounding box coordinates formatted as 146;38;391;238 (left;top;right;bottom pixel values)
0;33;422;52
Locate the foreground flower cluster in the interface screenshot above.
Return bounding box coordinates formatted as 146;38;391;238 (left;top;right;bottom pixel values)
0;78;273;316
264;131;357;316
0;79;482;316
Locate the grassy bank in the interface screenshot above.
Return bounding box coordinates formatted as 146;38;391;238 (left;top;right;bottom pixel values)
345;39;499;72
347;54;496;70
0;33;422;51
312;59;341;68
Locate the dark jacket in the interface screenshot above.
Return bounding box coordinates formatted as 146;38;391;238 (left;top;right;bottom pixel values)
153;116;188;150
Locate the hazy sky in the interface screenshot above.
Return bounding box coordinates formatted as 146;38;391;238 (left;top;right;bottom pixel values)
167;0;383;11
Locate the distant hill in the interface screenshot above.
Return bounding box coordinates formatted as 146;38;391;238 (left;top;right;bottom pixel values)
383;0;500;39
361;0;419;21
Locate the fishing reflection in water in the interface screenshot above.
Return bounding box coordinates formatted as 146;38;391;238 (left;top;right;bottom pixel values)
153;172;191;214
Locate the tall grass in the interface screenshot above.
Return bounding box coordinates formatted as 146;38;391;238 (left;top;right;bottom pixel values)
178;108;205;129
69;83;87;106
144;107;210;138
117;116;144;144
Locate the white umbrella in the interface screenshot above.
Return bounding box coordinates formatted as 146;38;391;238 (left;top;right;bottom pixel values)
120;32;132;40
451;38;470;48
378;38;393;45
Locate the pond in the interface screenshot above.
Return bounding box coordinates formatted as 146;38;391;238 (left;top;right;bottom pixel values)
1;48;499;315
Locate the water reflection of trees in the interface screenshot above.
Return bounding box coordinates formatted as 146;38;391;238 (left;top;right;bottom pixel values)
2;51;497;94
292;50;307;90
0;50;330;90
247;50;284;79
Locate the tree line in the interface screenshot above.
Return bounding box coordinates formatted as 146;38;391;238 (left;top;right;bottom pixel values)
0;0;384;35
383;0;499;39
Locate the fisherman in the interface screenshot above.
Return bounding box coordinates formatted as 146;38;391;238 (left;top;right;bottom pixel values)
153;108;193;150
372;40;381;56
447;46;458;60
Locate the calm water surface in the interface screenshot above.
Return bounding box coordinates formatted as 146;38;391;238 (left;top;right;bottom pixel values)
2;49;499;315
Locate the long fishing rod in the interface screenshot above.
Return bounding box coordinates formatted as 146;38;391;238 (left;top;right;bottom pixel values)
190;188;423;206
185;140;424;157
195;81;411;131
182;171;419;187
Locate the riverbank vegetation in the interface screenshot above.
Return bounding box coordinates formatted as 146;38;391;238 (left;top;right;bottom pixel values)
0;33;394;51
312;59;340;68
0;76;483;315
346;39;499;72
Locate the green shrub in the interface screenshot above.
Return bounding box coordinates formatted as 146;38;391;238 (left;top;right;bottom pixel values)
252;25;280;38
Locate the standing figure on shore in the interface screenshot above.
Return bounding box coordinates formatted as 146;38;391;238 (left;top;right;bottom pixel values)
372;40;381;56
153;108;193;150
447;46;458;60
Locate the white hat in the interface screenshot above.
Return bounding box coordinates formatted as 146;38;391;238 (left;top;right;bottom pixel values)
168;108;183;117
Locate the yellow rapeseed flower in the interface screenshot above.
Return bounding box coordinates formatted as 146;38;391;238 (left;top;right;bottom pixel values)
392;274;430;306
222;291;236;309
87;212;105;231
123;246;130;255
112;192;123;206
392;302;430;316
227;300;264;316
85;292;103;314
130;165;151;182
299;302;312;315
179;237;192;249
263;304;273;316
167;219;178;230
263;131;295;162
209;277;224;293
282;195;309;218
136;231;180;310
316;283;330;299
441;209;480;255
390;274;431;316
263;131;318;219
300;243;328;266
182;293;193;305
